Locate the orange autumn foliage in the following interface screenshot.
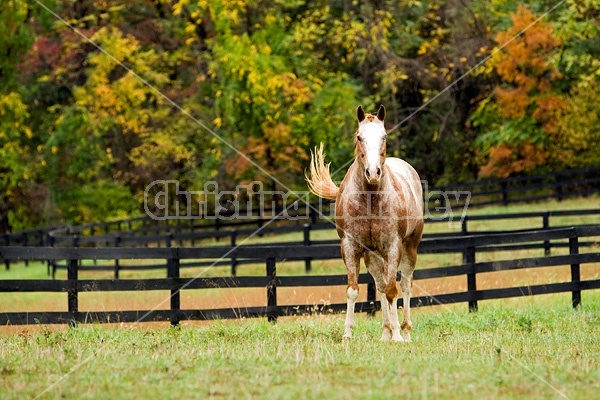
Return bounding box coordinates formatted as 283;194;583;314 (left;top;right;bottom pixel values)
493;87;529;119
225;122;308;184
533;95;567;133
480;5;566;178
480;142;547;178
494;5;563;122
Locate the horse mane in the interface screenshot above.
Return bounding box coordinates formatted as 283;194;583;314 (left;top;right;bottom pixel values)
305;143;339;201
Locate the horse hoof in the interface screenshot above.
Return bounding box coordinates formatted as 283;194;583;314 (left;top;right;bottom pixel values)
342;334;352;341
391;334;405;342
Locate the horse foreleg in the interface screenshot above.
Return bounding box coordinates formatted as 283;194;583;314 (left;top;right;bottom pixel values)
366;253;391;341
384;254;403;342
342;239;361;340
400;245;417;342
384;294;402;342
344;285;359;340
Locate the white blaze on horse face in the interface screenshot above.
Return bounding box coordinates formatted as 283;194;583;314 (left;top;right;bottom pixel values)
358;119;386;184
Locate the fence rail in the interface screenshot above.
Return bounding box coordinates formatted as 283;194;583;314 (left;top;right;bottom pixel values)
3;208;600;279
1;226;599;326
8;208;600;249
3;167;599;248
427;166;600;209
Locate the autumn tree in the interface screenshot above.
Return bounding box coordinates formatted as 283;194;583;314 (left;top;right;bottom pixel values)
2;0;599;231
470;5;565;177
174;0;362;194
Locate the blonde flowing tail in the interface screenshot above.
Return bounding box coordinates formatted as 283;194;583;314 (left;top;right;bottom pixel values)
305;143;339;201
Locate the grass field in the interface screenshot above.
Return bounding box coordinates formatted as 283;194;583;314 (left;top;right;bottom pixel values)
1;196;599;399
1;293;599;399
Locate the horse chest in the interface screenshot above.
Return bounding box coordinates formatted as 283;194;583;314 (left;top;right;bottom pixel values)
336;191;402;249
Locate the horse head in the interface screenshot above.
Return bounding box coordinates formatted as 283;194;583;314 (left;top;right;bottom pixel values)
355;105;387;185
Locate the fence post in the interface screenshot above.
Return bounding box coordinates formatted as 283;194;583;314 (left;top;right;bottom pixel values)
555;172;564;201
439;190;448;214
367;276;376;317
72;235;80;268
464;246;477;312
303;224;312;273
461;216;468;235
310;207;317;225
230;230;238;276
266;257;277;322
46;233;51;276
569;236;581;308
168;254;181;326
543;212;551;256
50;235;57;279
22;232;29;267
500;180;508;205
67;258;79;327
114;235;121;279
89;225;98;266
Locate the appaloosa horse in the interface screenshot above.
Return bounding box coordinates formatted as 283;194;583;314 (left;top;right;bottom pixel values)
306;105;424;342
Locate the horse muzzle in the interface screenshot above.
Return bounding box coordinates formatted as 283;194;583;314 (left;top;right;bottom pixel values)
365;167;382;184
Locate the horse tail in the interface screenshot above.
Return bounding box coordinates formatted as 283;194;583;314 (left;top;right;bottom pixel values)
305;143;339;201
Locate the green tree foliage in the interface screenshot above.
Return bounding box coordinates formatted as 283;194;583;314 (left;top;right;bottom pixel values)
1;0;599;230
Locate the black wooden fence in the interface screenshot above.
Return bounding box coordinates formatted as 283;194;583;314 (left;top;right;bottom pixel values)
41;208;600;277
3;166;599;248
1;226;599;326
29;208;600;249
427;166;600;209
3;208;599;279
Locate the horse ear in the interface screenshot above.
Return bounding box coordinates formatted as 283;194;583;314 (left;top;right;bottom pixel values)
357;105;365;123
377;104;386;121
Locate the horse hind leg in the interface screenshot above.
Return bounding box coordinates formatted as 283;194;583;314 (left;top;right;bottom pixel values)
400;244;418;342
399;268;412;342
381;251;403;342
365;252;392;341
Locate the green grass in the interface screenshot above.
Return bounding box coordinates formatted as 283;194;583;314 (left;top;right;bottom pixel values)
1;292;599;399
1;196;599;399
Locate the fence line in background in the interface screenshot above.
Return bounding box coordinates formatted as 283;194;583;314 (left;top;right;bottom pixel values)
1;226;599;326
3;166;600;248
3;208;600;276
